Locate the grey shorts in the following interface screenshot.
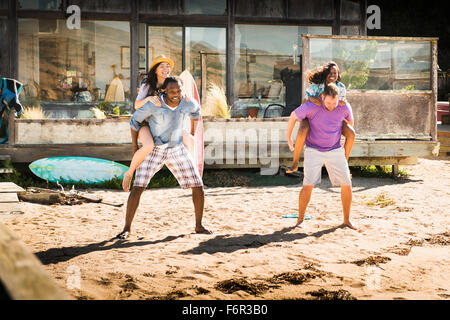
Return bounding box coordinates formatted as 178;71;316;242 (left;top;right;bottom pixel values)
303;146;352;187
133;144;203;189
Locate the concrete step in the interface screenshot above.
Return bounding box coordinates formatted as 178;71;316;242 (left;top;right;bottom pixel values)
0;155;11;161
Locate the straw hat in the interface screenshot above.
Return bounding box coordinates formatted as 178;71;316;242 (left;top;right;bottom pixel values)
149;55;174;71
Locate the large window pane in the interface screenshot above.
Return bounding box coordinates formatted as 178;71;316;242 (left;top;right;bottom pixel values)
18;0;61;10
233;24;332;118
309;38;431;90
185;27;226;100
148;26;183;76
19;19;131;118
185;0;226;15
341;0;360;21
139;0;180;15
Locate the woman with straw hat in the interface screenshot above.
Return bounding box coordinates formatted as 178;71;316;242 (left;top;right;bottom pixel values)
123;55;174;191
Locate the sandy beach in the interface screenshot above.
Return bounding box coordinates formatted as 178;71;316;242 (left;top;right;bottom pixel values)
4;156;450;300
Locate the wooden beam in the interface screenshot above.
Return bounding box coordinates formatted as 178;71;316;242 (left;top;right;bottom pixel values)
301;35;310;102
226;0;235;105
8;0;18;79
0;222;71;300
333;0;341;35
7;107;15;145
430;40;438;141
303;34;439;42
130;0;139;105
360;0;368;36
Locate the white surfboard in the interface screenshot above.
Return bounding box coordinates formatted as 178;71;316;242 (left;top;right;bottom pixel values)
179;70;204;177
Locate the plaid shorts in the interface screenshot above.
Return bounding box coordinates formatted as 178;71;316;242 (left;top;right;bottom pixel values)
133;144;203;189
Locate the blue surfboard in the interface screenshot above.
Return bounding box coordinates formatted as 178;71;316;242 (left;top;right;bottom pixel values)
29;157;129;184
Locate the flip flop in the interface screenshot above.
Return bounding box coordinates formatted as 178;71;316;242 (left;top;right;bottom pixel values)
282;213;313;220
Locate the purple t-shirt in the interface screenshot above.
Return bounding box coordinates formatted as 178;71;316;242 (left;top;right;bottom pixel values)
294;101;353;152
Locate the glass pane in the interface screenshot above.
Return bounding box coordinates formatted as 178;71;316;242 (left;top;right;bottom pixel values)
18;0;62;10
308;38;431;90
185;27;226;100
148;26;183;76
233;24;332;118
0;1;8;10
235;0;284;18
185;0;226;15
341;0;360;21
18;19;131;118
340;25;360;35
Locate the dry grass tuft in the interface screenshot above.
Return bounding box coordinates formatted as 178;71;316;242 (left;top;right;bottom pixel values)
21;106;48;119
203;83;231;118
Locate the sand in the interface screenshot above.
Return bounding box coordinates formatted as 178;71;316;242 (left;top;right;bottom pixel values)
3;156;450;300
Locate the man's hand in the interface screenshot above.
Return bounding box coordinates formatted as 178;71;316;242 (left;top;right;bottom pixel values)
147;95;161;107
287;137;294;152
308;96;322;106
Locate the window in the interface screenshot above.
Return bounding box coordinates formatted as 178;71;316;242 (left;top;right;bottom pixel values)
233;24;332;118
185;27;226;99
341;0;360;21
308;38;431;90
65;0;131;13
147;26;183;76
18;19;131;118
18;0;62;10
185;0;226;15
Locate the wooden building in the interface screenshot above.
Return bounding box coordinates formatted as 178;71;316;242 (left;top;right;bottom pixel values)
0;0;440;169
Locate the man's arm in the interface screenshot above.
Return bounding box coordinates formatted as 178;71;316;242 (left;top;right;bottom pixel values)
187;99;201;136
286;111;300;152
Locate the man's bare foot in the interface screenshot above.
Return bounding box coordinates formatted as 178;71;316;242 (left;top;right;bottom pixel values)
286;164;298;174
122;171;133;192
195;226;213;234
294;217;304;228
342;221;357;230
116;230;130;239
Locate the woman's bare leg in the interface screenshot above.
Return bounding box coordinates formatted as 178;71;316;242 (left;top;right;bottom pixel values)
183;130;194;155
122;126;154;192
287;119;310;173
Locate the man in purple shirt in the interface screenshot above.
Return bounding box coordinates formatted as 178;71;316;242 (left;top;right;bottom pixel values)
286;83;357;230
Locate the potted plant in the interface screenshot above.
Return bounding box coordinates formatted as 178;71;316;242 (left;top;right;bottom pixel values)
246;104;260;118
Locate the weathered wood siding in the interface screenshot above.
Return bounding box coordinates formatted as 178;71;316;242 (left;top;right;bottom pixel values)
287;0;334;20
67;0;131;13
347;91;434;139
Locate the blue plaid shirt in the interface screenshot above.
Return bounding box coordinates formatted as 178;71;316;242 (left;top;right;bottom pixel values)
130;95;200;148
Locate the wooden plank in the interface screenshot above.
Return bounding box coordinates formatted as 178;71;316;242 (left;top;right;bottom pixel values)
0;182;25;193
303;34;439;41
226;0;235;105
431;40;438;141
0;222;70;299
301;35;309;102
0;202;23;214
0;155;11;160
0;193;18;203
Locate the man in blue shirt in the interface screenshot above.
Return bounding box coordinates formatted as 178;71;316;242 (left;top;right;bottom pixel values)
117;77;212;239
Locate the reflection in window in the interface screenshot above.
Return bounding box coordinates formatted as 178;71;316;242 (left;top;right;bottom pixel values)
185;0;226;15
340;25;360;35
309;38;431;90
18;0;61;10
18;19;131;118
185;27;226;100
233;24;332;118
147;26;183;76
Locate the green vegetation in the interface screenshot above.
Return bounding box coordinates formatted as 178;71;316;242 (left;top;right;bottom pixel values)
351;165;409;178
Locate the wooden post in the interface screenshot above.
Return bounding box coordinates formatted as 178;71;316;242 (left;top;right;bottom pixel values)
0;222;71;299
301;35;310;103
430;40;438;141
200;51;207;105
332;0;341;35
392;164;399;177
360;0;368;36
130;0;139;106
8;0;18;79
7;108;15;145
226;0;235;106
